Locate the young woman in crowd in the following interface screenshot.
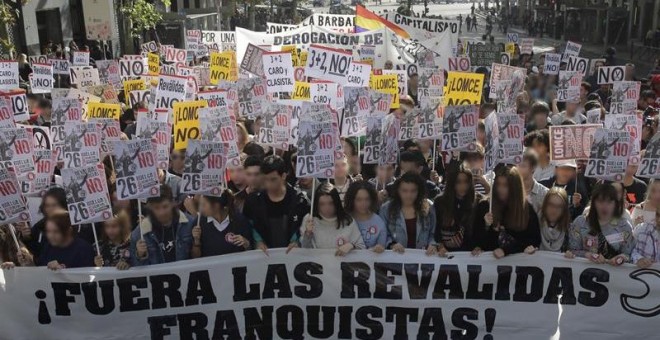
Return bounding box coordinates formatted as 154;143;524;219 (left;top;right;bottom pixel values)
433;165;480;255
93;212;132;270
0;225;33;269
631;179;660;227
532;187;571;252
344;181;388;252
472;166;541;258
192;190;252;257
299;183;365;256
23;187;68;258
567;183;635;265
37;210;95;270
379;172;437;254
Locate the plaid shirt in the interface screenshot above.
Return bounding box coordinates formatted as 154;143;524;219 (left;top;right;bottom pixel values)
632;223;660;263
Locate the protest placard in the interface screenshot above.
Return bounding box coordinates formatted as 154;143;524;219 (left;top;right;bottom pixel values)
164;47;187;63
292;81;311;101
86;102;121;120
489;64;526;100
155;74;188;114
496;113;525;164
62;121;101;169
345;61;371;87
210;51;234;84
369;73;398;108
597;66;626;85
1;90;28;122
310;81;338;109
61;163;112;224
198;107;241;168
444;71;484;106
305;44;352;84
604;114;642;163
380;114;400;165
585;128;631;181
123;79;146;104
135;113;171;169
27;148;57;195
549;125;601;161
566;56;588;76
67;89;101;120
637;133;660;178
414;104;442;140
29;63;53;94
257;103;292;149
483;112;499;173
72;51;90;66
49;59;70;76
119;56;145;79
417;67;444;108
556;71;582;102
0;128;35;179
520;38;534;54
96;60;122;89
296;113;336;178
173;100;206;150
0;61;19;90
262;51;294;93
0;167;29;224
562;41;582;62
112;139;160;200
543;53;561;75
96;118;121;155
237;78;267;118
399;110;418;141
181;140;226;196
610;81;640;114
341;87;369;137
0;97;14;128
448;57;471;72
468;44;503;66
240;43;266;77
363;111;384;164
441;105;479;151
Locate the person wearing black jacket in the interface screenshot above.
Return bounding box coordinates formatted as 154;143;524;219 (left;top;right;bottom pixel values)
433;164;481;254
540;160;589;220
243;155;310;252
472;166;541;258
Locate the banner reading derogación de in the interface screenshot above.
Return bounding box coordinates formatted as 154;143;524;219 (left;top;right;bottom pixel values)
0;250;658;339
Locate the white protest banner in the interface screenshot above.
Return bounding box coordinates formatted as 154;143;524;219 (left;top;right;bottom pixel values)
346;61;371;87
0;61;19;90
62;122;101;169
448;57;471;72
165;47;187;63
597;65;626;85
113;139;160;200
29;63;53;94
604;114;642;163
27;148;57;195
305;44;352;84
0;167;28;223
95;60;122;89
549;124;601;161
610;81;640;115
257;103;292;149
562;40;582;62
380;114;400;164
483;112;499;173
441;105;479;151
237;78;267;118
0;250;659;339
496;113;524;164
381;12;459;55
341;87;369;137
200;30;236;51
135;113;170;169
520;38;534;54
262;51;294;93
72;51;89;66
61;163;112;224
236;26;396;70
181;139;226;195
637;133;660;178
1;90;29;122
49;58;70;76
414;105;442;140
585;128;631;181
154;74;188;114
296;110;336;178
566;56;589;76
266;13;355;34
0;128;34;181
556;71;582;102
119;55;146;79
543;53;561;75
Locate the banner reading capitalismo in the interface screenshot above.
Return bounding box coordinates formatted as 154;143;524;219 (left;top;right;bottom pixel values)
0;250;657;340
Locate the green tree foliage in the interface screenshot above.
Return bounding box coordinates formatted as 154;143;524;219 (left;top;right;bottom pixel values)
0;0;29;54
121;0;172;38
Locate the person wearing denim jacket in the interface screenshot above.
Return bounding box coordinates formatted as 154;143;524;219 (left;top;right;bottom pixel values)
378;173;438;253
130;185;196;266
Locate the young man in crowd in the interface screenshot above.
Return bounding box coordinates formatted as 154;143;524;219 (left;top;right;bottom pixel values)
235;155;262;213
130;185;196;266
243;155;310;253
518;149;549;216
526;129;555;182
540;160;588;220
526;101;552;132
386;150;442;199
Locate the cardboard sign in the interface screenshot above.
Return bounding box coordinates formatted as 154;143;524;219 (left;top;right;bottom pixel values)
305;44;352;84
0;61;18;91
198;107;241;168
1;90;28;122
496;113;525;164
135;112;170;169
310;81;339;110
72;51;90;66
506;33;519;43
119;56;145;79
181;140;226;195
383;70;406;109
29;63;53;94
468;44;503;67
346;61;371;87
483;112;499;173
262;51;294;93
147;53;159;75
597;66;626;85
292;81;311;101
543;53;561;75
87;102;121;120
556;71;582;102
28;55;48;65
155;74;188;114
173;100;206;150
257;103;292;149
96;60;122;89
61;122;101;168
0;168;29;224
610;81;640;115
549;125;601;161
448;57;471;72
562;41;582;62
0;128;35;179
566;56;589;76
585;128;631;181
637;133;660;178
123;79;147;104
210;51;233;84
77;68;101;88
165;47;187;63
49;59;70;76
61;164;112;225
444;71;484;106
239;43;266;77
441;105;479;151
296;113;336;178
520;38;534;55
112;139;160;200
341;87;369;137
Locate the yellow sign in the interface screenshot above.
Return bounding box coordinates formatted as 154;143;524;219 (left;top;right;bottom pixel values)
123;79;146;104
283;45;300;67
87;102;122;120
173;100;207;150
505;42;516;56
444;71;484;106
147;53;159;76
292;81;310;101
369;73;399;108
299;51;308;68
210;51;233;84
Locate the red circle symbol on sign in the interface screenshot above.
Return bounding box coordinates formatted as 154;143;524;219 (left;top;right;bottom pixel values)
459;58;469;71
294;67;305;82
